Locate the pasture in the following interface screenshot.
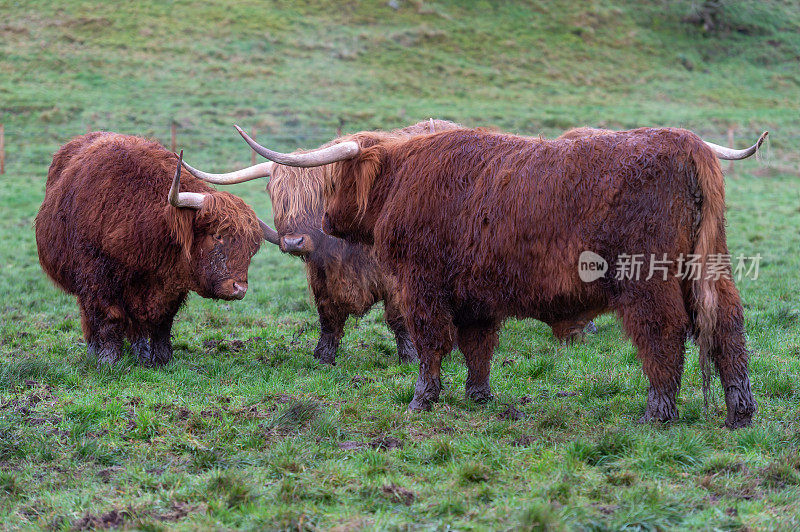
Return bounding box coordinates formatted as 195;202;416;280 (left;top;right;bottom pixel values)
1;1;799;529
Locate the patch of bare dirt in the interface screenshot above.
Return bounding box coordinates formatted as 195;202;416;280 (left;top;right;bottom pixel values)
370;436;403;451
497;403;525;420
511;435;535;447
72;509;130;530
339;441;366;451
381;483;415;506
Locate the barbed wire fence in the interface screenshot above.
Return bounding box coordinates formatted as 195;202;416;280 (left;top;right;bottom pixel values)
0;120;797;178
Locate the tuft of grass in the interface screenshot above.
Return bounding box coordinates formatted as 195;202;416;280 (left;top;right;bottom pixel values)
0;472;24;498
0;358;71;389
266;400;322;433
517;501;564;531
207;471;255;509
458;461;492;484
425;439;456;465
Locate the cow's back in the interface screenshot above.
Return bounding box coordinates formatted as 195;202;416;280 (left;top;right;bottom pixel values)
35;133;212;295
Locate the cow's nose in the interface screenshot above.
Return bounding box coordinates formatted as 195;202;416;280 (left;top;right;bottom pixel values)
232;281;248;299
284;235;304;248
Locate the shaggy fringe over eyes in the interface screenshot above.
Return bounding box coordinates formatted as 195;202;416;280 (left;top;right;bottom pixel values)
168;191;263;258
199;192;264;247
269;165;329;225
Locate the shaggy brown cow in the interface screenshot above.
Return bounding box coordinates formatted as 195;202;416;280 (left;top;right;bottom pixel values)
35;132;273;366
181;120;460;364
236;126;766;428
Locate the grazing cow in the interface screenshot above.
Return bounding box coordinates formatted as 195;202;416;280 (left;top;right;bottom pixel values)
35;132;274;366
182;120;460;364
235;126;766;428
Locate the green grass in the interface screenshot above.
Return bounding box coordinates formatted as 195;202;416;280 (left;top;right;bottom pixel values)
1;0;800;529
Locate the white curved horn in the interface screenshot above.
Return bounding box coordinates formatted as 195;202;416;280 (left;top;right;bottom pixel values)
235;125;360;167
168;151;206;209
705;131;768;160
182;159;275;185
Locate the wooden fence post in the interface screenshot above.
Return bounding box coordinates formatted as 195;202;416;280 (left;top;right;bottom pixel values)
727;127;735;174
0;123;5;175
170;121;177;153
251;128;257;166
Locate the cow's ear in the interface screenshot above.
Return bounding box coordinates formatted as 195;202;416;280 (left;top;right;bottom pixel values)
352;145;384;218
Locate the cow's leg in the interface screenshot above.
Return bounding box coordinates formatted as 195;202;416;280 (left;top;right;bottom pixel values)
618;280;689;423
130;335;151;363
405;293;455;411
314;305;347;365
384;296;418;364
79;297;124;366
457;321;500;403
144;314;175;367
707;277;756;428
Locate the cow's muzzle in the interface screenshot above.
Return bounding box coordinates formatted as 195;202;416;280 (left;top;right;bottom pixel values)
218;279;248;300
281;234;312;256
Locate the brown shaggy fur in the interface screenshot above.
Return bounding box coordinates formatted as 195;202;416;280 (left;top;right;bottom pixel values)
322;127;756;428
267;120;461;364
35;133;264;367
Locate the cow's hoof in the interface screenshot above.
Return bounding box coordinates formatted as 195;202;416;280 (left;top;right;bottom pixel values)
724;412;754;429
467;391;494;404
147;343;173;367
584;321;599;335
637;409;678;425
408;397;432;411
313;347;336;365
131;338;151;363
315;355;336;366
96;346;121;366
466;385;494;404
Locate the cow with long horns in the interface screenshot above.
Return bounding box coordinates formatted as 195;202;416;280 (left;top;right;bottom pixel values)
234;125;765;428
35;132;272;366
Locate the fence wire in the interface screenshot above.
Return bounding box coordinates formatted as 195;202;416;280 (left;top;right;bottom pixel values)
1;122;798;177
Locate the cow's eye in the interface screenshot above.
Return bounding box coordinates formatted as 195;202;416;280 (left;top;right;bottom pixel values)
214;234;224;243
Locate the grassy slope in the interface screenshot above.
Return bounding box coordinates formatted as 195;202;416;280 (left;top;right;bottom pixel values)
1;0;799;529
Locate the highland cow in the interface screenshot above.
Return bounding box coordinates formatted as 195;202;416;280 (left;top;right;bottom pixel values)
235;126;766;428
35;132;275;366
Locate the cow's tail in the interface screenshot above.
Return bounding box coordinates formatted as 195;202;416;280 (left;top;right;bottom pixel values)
690;142;726;410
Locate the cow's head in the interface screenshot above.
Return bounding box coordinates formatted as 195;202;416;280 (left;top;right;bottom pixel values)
265;164;338;258
168;152;270;300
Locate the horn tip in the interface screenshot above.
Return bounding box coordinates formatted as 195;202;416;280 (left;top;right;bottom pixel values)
757;131;769;149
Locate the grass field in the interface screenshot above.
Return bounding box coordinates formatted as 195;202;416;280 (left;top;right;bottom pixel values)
1;1;799;529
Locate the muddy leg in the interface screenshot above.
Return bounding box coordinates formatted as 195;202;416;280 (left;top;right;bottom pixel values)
457;321;500;403
403;289;454;411
148;318;174;367
79;298;124;366
130;336;151;363
709;277;757;428
385;296;418;364
618;280;689;423
314;306;346;365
